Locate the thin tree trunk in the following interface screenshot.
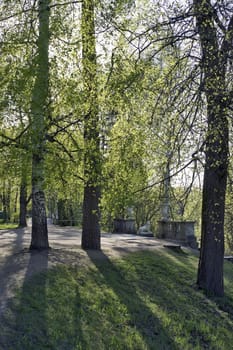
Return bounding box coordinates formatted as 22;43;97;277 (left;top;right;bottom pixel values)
19;178;27;227
19;155;30;227
14;189;18;214
81;0;101;250
30;0;50;250
2;181;11;223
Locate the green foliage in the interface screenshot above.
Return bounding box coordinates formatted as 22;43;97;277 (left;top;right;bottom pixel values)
101;116;148;223
134;188;161;229
2;250;233;349
168;187;202;236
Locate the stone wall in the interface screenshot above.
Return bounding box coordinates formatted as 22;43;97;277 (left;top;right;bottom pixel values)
157;221;198;249
113;219;136;234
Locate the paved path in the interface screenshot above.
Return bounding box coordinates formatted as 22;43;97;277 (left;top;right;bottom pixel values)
0;223;165;314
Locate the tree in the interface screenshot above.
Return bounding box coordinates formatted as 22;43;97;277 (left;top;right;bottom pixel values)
19;170;28;227
101;116;148;224
133;0;232;296
30;0;51;250
194;0;232;296
81;0;101;250
19;152;31;228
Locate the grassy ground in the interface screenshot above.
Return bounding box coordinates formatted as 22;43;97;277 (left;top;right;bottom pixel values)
0;219;18;230
1;249;233;350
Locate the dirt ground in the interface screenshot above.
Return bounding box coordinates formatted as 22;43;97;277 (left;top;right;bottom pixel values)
0;222;171;315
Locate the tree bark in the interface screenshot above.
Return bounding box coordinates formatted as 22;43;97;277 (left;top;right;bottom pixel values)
30;0;50;250
2;181;11;223
194;0;229;296
81;0;101;250
82;185;101;249
19;178;27;227
197;103;228;296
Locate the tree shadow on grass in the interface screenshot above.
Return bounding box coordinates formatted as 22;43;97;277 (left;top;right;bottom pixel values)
0;249;50;350
86;250;179;350
0;243;90;350
130;250;233;349
72;278;88;350
0;227;26;314
215;261;233;320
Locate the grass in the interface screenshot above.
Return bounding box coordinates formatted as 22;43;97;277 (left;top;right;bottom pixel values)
1;249;233;349
0;222;18;229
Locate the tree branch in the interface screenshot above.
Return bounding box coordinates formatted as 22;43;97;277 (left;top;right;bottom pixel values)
134;157;200;194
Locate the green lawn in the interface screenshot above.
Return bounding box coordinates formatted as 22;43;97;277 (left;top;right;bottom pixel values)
0;222;18;230
1;249;233;350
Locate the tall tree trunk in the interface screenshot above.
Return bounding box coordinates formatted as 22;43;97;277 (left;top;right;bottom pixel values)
14;189;18;214
81;0;101;250
19;153;30;228
19;176;27;228
197;100;228;296
194;0;229;296
2;181;11;223
30;0;50;250
161;156;171;221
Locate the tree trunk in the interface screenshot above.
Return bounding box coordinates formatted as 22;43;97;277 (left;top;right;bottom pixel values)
30;0;50;250
81;0;101;250
31;186;48;249
197;106;228;296
194;0;229;296
19;178;27;227
14;189;18;214
2;181;11;223
82;185;101;249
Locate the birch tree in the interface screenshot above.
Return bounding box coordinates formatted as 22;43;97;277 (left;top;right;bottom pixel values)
30;0;50;250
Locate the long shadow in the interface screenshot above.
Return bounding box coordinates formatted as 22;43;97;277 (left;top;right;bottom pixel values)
72;274;88;349
87;250;178;350
0;224;51;348
215;260;233;320
0;224;87;349
0;244;88;349
132;250;233;348
0;249;50;349
0;226;27;314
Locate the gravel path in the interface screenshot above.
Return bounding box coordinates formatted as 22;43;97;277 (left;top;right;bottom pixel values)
0;223;166;314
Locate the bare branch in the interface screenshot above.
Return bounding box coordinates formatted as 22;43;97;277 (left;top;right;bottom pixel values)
134;157;198;194
49;1;82;9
